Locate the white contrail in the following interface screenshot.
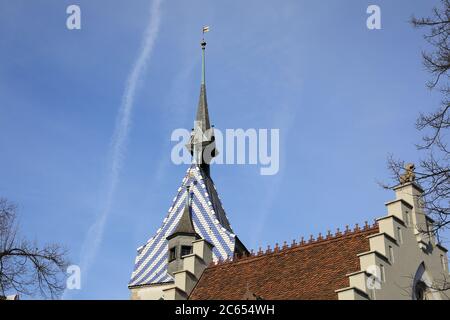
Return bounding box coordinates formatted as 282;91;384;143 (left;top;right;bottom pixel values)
63;0;163;299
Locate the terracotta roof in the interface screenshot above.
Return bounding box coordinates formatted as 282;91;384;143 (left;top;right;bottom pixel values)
189;223;379;300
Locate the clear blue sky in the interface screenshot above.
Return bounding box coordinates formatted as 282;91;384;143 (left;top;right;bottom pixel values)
0;0;447;299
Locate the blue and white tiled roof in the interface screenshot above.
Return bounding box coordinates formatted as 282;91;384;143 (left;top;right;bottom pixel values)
129;164;237;287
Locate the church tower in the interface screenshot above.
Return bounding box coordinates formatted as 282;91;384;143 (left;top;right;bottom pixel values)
129;35;248;300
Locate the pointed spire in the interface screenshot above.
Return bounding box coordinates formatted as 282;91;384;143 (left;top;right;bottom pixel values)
196;41;211;135
186;34;217;177
167;186;199;240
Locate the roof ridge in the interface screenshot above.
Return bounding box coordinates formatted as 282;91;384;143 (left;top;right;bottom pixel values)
208;220;379;268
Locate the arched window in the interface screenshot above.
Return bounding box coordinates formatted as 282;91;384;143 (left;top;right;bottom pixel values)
412;262;432;300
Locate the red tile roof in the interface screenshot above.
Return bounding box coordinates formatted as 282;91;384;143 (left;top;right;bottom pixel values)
189;224;379;300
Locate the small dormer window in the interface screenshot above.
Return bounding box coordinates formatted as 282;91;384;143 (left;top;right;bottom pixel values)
181;245;193;257
169;247;177;262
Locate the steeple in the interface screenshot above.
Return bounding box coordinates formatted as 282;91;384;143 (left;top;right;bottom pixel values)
196;40;211;134
129;32;249;295
187;35;217;177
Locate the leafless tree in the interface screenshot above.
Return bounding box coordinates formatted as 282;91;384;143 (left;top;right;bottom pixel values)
0;198;69;299
386;0;450;240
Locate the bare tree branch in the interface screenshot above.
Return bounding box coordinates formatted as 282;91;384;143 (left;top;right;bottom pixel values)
0;198;69;299
384;1;450;292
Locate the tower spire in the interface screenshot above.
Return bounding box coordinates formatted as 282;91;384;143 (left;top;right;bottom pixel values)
186;27;217;177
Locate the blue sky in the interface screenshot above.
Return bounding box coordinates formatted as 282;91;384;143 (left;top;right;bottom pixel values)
0;0;447;299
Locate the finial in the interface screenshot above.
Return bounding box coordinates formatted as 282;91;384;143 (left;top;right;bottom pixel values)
364;221;369;230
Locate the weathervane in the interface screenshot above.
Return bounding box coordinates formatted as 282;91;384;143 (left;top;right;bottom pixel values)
202;25;210;40
201;26;210;85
